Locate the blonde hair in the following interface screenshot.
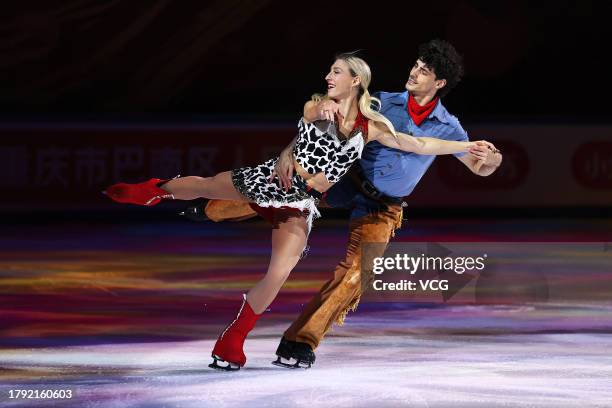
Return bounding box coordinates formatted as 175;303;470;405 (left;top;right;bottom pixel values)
312;52;397;137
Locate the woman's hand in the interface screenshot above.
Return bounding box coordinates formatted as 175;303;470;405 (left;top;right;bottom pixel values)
469;141;502;166
318;100;340;122
268;148;295;191
304;99;340;122
464;141;480;152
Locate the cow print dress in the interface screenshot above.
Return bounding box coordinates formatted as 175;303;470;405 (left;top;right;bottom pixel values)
231;112;368;232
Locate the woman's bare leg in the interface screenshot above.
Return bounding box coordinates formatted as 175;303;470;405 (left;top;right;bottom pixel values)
246;215;309;314
162;171;247;201
165;173;309;312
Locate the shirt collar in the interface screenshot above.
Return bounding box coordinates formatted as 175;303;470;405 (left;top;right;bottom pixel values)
389;91;450;125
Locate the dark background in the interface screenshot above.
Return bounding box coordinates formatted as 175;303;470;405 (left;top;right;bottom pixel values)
2;0;610;122
1;1;610;219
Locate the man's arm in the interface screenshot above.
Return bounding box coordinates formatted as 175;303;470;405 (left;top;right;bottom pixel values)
446;118;502;177
269;136;297;190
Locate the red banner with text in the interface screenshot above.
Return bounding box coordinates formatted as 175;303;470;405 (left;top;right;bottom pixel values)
1;123;610;210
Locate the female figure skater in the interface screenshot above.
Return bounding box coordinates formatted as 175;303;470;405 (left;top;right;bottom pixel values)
105;53;487;370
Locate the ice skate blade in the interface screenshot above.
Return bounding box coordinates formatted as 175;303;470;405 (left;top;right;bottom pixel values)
179;204;210;222
271;356;312;369
209;357;241;371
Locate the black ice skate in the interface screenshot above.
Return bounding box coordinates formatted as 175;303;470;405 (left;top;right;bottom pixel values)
179;199;209;222
272;337;316;369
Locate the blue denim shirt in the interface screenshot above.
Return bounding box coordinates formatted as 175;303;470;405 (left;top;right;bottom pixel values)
361;91;469;198
325;91;468;218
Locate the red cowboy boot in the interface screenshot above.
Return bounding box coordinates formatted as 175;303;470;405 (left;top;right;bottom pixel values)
104;178;174;206
209;294;262;371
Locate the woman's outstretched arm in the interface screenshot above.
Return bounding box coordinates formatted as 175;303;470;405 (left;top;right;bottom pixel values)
368;121;481;155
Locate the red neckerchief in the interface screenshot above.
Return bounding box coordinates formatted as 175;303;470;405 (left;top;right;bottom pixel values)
407;93;439;126
353;109;368;136
335;109;369;139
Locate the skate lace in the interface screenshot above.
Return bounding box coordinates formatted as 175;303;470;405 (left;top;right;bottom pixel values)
144;174;180;205
219;294;247;340
144;193;175;206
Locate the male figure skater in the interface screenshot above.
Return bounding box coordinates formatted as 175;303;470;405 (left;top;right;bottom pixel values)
193;40;502;368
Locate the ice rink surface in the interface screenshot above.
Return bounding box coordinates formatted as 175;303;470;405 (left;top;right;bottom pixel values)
1;217;611;407
3;304;612;408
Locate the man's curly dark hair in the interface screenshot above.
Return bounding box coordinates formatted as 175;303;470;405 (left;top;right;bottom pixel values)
417;39;464;98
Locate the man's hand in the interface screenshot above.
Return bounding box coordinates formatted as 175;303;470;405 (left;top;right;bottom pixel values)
268;148;294;191
469;141;502;167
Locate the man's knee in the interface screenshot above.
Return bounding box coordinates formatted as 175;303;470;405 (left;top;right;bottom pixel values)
341;262;363;293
